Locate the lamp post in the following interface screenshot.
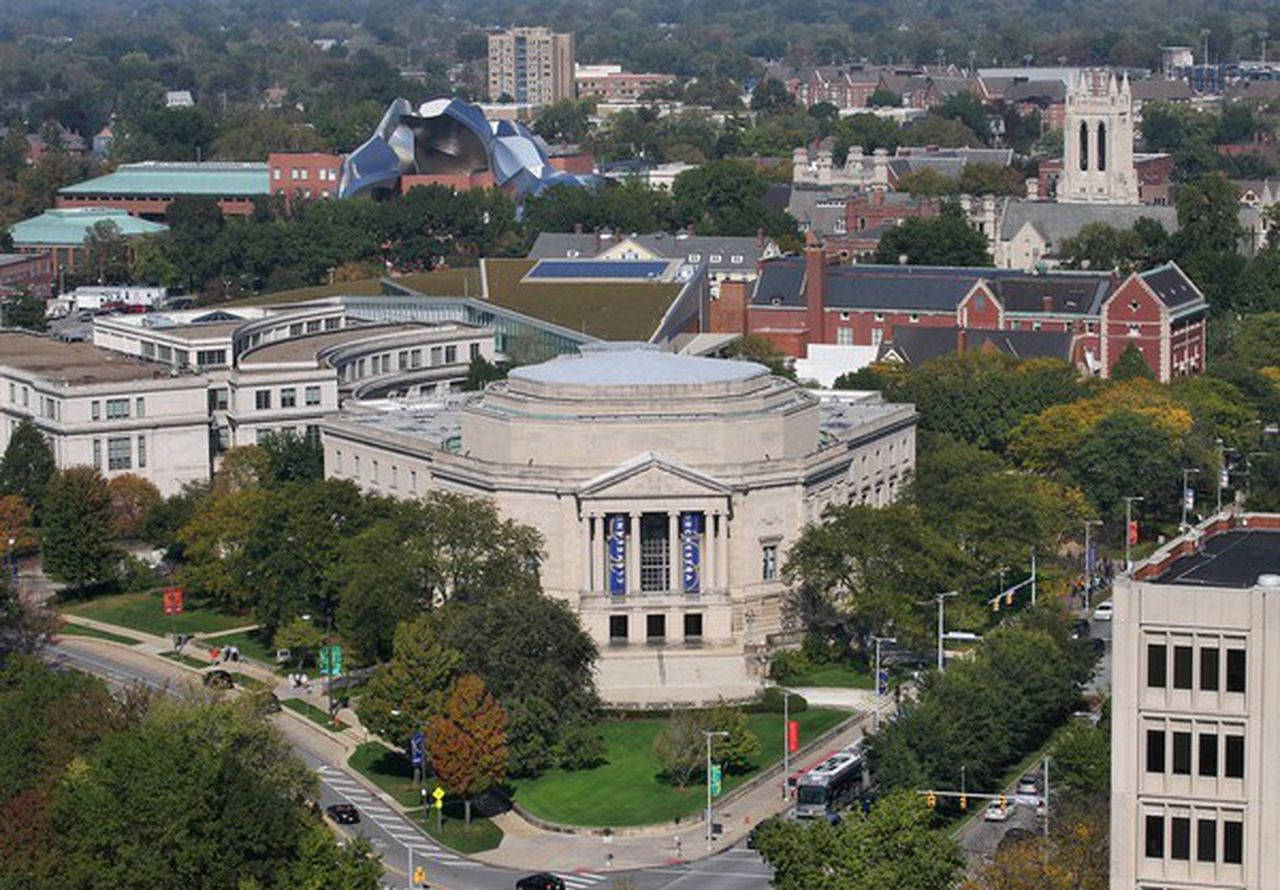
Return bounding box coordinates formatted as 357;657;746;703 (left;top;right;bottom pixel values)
781;690;792;800
1082;520;1102;611
1123;497;1144;573
705;730;729;848
871;634;897;730
1216;438;1226;515
1181;467;1202;532
921;591;958;670
4;537;14;587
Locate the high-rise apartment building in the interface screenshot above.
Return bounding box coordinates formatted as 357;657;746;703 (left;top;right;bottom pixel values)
1112;514;1280;889
487;27;575;105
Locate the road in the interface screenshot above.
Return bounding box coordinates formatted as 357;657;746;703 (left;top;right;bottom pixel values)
47;640;773;890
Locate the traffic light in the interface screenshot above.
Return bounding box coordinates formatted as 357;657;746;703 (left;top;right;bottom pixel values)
412;865;426;885
991;598;1000;612
925;791;937;808
959;794;967;811
998;794;1007;811
1005;591;1013;605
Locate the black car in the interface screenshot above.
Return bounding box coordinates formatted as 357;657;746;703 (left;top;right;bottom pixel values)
325;803;360;825
515;874;566;890
202;669;233;689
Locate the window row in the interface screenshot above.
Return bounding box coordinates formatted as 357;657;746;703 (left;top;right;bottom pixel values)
253;386;322;411
1144;811;1242;865
1145;726;1244;780
609;612;703;643
92;435;146;471
253;425;320;447
91;397;145;421
333;451;419;494
1147;640;1245;693
7;382;28;407
341;342;480;382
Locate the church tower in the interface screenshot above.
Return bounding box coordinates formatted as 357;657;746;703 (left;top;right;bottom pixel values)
1058;69;1139;204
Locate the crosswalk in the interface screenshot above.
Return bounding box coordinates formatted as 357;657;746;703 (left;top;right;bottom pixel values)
552;872;608;889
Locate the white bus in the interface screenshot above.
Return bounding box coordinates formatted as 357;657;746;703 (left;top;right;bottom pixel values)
795;738;868;818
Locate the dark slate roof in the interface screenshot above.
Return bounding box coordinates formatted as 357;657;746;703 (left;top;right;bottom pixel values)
989;275;1112;315
1139;263;1205;309
1004;79;1067;103
877;325;1074;365
763;183;792;213
1130;79;1195;102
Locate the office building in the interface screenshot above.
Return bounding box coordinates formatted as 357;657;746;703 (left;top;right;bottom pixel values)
487;27;575;105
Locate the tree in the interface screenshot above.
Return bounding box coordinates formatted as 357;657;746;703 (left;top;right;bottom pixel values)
707;701;761;774
724;334;795;379
873;202;991;266
867;88;902;107
271;617;326;670
1174;171;1242;257
1229;312;1280;369
175;486;269;610
462;356;508;391
936;93;990;142
756;791;963;890
652;709;706;787
1110;344;1154;381
1057;222;1143;272
81;220;131;285
357;616;462;746
41;468;120;591
1050;716;1109;797
900;114;982;148
0;420;55;521
258;430;323;484
533;100;593;144
1068;410;1186;523
0;290;47;332
750;78;795;114
427;673;509;824
0;495;36;555
105;474;162;540
894;168;958;197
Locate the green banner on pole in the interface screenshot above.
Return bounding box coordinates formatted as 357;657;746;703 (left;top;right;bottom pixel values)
710;764;723;796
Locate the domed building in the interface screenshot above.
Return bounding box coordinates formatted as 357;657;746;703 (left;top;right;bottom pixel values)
321;344;917;705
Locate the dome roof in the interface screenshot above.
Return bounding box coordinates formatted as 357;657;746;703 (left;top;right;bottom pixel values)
509;343;768;387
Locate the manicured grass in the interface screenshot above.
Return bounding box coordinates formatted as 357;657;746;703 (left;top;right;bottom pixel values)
282;697;347;731
159;650;208;669
57;622;142;645
62;592;248;637
508;709;848;827
229;672;270;691
415;801;503;854
204;628;277;665
228;268;481;307
779;662;874;689
349;742;423;808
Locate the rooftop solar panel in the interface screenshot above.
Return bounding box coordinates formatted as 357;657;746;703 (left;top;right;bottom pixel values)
526;260;670;280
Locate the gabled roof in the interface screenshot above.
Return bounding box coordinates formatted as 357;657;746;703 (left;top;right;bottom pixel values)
1003;79;1067;103
1130;79;1195;102
577;452;731;497
997;198;1180;244
528;232;774;269
1137;262;1205;310
9;208;168;246
876;325;1074;365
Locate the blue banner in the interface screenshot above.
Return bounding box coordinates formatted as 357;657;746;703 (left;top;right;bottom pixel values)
681;512;701;593
608;514;627;594
410;731;424;766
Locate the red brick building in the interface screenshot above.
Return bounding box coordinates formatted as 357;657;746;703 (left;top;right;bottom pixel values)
0;252;53;298
714;244;1207;381
268;152;343;204
56;162;268;219
575;70;676;101
822;191;942;260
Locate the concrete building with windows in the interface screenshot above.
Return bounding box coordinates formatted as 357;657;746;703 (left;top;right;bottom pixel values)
1112;514;1280;889
321;343;917;705
487;27;575;105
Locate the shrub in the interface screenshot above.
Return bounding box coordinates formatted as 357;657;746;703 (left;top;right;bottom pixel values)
753;686;808;714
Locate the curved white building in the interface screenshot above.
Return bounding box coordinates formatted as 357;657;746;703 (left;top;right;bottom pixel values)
322;344;918;705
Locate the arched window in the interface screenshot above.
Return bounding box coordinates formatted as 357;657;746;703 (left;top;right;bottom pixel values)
1078;121;1089;171
1097;121;1107;171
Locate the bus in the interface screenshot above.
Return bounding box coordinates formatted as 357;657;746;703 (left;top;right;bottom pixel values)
795;738;868;818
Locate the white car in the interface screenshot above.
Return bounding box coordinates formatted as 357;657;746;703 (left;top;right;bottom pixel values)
1016;776;1040;796
1092;601;1113;621
984;800;1011;822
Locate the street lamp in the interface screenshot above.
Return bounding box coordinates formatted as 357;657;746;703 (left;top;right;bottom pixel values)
871;634;897;731
1123;497;1144;573
1180;468;1202;532
919;591;958;670
1082;520;1102;611
704;730;729;847
1216;438;1226;515
781;690;792;800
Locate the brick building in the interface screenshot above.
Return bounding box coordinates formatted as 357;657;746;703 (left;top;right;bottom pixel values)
268;152;343;205
56;162;269;219
8;208;168;282
575;64;676;101
0;252;53;298
713;244;1208;381
763;65;885;110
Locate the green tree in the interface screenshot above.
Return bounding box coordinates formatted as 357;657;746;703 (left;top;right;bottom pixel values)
258;430;324;483
1229;312;1280;369
0;290;47;331
900;114;982;148
165;196;226;291
873;202;991;266
41;468;120;591
1058;222;1143;272
105;474;163;540
936;92;990;142
427;673;509;824
1050;717;1109;797
750;78;795;114
272;617;326;669
462;355;508;391
1110;344;1154;381
724;334;795;379
1174;171;1242;256
356;616;462;748
867;88;902;107
81;220;131;285
1068;410;1185;523
707;701;761;774
277;824;383;890
533;100;593;144
756;791;963;890
0;419;57;520
652;709;706;787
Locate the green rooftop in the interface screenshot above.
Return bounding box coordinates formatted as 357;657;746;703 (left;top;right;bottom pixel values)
9;208;168;246
59;162;270;197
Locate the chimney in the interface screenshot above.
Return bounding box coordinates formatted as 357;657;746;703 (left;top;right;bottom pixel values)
956;327;967;353
872;189;884;207
804;234;827;343
1042;294;1053;312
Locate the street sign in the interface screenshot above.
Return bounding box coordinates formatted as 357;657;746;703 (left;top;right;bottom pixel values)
432;786;445;809
410;731;424;767
709;764;723;796
876;669;889;696
162;587;184;615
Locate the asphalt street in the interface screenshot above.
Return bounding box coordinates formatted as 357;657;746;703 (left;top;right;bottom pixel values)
47;640;773;890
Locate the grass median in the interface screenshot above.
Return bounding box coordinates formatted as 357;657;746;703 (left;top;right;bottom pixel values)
282;697;347;731
62;591;247;637
57;622;142;645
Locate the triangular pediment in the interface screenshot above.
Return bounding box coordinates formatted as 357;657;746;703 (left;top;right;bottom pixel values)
578;452;731;498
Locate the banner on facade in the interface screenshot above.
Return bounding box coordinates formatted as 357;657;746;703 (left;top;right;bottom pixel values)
681;512;701;593
608;514;627;594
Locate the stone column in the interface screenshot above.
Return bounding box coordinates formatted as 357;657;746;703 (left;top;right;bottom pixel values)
668;511;680;593
704;511;717;592
716;513;729;591
627;512;641;595
582;514;593;592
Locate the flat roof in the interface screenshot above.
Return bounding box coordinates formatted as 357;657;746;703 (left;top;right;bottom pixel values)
59;161;270;197
238;324;432;366
1150;530;1280;588
0;331;193;385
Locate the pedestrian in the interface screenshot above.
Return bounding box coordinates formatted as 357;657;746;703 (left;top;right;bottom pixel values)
605;852;613;869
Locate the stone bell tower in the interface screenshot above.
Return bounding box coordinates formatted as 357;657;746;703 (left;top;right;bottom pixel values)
1059;69;1139;204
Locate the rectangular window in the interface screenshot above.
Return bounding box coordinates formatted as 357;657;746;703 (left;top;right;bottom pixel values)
431;347;442;366
410;470;417;492
1225;735;1244;778
410;349;422;368
324;316;340;330
106;398;129;419
1147;644;1167;687
157;345;172;361
639;514;670;592
1200;647;1220;691
305;425;319;447
1226;648;1246;692
1172;731;1191;775
306;320;321;333
445;345;458;364
1146;729;1165;773
280;388;297;408
135;397;145;418
136;435;146;468
1170;817;1190;861
1199;734;1218;777
8;383;14;402
684;612;703;639
107;437;131;470
1173;645;1193;689
836;328;853;346
1144;815;1163;858
609;615;628;643
470;343;481;360
646;613;666;641
1223;819;1243;864
289;323;303;337
1197;818;1216;862
398;350;408;370
389;465;398;489
92;438;101;467
304;386;321;406
175;349;188;368
255;390;271;411
762;544;778;581
91;400;100;420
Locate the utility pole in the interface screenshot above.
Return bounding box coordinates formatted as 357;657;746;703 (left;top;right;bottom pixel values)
1030;550;1037;606
1124;496;1144;572
1082;520;1102;611
871;635;897;730
922;591;958;670
705;730;728;848
1181;467;1202;531
1216;438;1226;515
1043;755;1051;839
782;691;791;800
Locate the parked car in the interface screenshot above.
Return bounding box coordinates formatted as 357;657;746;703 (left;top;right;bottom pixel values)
984;800;1011;822
515;875;565;890
1092;601;1113;621
1016;776;1040;796
201;669;233;689
325;803;360;825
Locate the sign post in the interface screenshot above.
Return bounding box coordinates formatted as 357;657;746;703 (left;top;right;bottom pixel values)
161;587;184;644
432;785;444;831
318;644;343;718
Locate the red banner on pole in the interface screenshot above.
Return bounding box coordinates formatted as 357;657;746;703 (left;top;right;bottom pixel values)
1127;520;1139;546
787;719;799;753
162;587;185;616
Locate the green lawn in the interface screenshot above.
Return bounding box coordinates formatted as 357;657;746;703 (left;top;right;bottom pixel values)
415;802;503;854
282;697;346;731
57;622;142;645
159;650;208;669
229;672;269;691
349;742;424;808
204;628;278;665
508;709;848;827
779;663;874;689
62;592;248;637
